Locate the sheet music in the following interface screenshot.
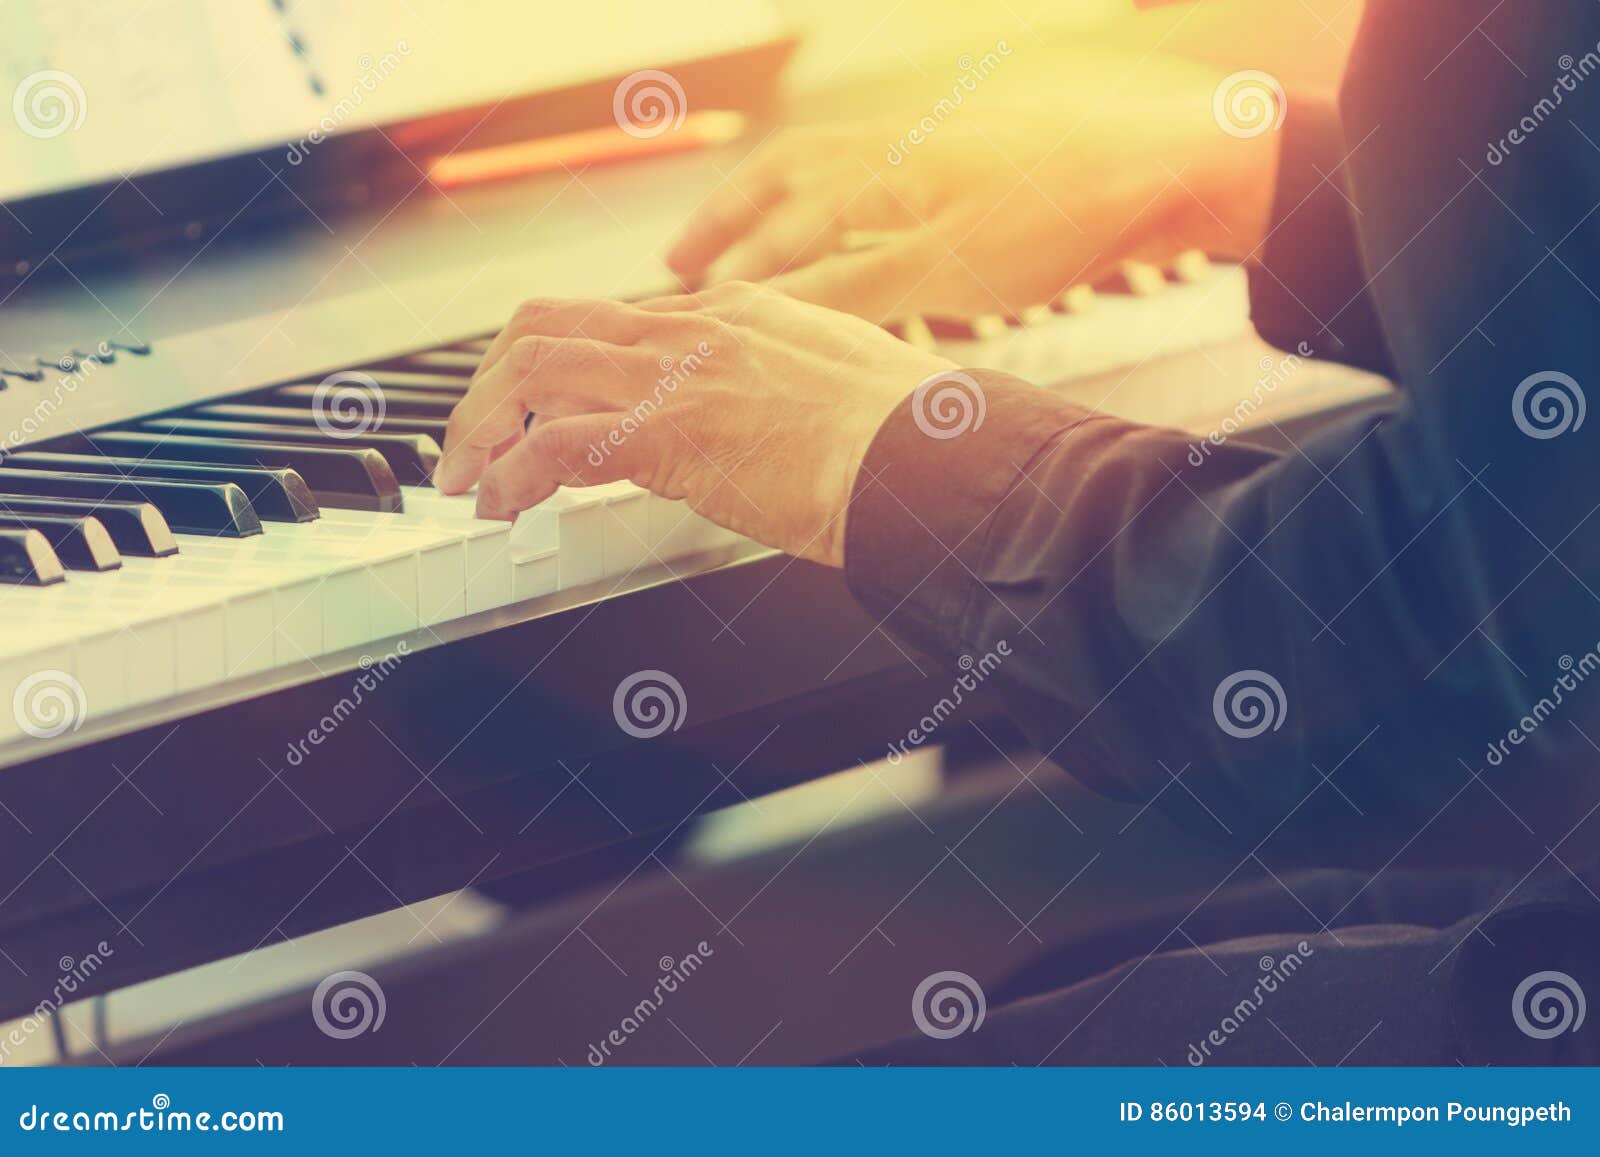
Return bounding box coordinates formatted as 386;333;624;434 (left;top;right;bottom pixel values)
0;0;784;203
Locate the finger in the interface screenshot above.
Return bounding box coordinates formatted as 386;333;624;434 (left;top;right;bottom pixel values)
475;412;650;520
470;297;658;389
437;335;630;494
486;429;523;466
767;233;944;324
665;160;788;283
703;198;849;285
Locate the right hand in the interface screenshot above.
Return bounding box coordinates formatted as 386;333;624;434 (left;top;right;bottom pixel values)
666;56;1279;323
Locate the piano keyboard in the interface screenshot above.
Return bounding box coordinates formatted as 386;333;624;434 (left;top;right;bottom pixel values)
0;345;748;751
0;254;1261;753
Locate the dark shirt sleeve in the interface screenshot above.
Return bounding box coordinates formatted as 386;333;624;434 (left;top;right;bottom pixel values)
1247;95;1395;378
846;0;1600;867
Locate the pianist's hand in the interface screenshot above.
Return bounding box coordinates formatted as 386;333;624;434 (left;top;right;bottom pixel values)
436;283;956;567
665;65;1277;322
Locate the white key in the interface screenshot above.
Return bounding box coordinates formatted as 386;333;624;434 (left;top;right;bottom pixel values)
509;487;607;590
649;497;737;564
395;488;513;615
595;481;653;577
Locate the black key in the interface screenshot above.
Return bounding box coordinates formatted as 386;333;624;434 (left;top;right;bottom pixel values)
0;527;66;585
0;497;177;557
266;383;459;417
89;431;402;513
198;402;447;439
0;513;120;571
281;370;469;394
9;451;318;522
135;418;439;485
382;349;480;376
0;469;261;537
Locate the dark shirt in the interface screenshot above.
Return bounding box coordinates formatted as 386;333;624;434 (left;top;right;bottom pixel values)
844;0;1600;869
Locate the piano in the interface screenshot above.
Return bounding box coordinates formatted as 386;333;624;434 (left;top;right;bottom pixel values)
0;3;1392;1052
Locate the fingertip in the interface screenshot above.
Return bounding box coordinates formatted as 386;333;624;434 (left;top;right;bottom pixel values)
434;446;487;496
474;456;556;521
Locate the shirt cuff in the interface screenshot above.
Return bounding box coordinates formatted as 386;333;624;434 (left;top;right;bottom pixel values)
1248;96;1393;375
842;372;1099;658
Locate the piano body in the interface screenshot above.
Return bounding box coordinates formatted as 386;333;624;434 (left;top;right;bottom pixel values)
0;4;1392;1059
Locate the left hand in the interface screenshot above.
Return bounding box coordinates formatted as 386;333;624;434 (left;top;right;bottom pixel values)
435;282;957;568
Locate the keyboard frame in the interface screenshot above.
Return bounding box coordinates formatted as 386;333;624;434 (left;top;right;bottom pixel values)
0;549;1001;1021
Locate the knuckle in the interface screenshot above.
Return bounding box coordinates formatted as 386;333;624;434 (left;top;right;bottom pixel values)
523;421;562;460
507;334;546;376
510;297;570;333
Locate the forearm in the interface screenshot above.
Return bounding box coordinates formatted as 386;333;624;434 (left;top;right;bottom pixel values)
842;371;1559;866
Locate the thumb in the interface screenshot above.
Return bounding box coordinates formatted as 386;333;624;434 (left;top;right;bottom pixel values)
767;234;940;325
769;227;1010;324
474;412;655;520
